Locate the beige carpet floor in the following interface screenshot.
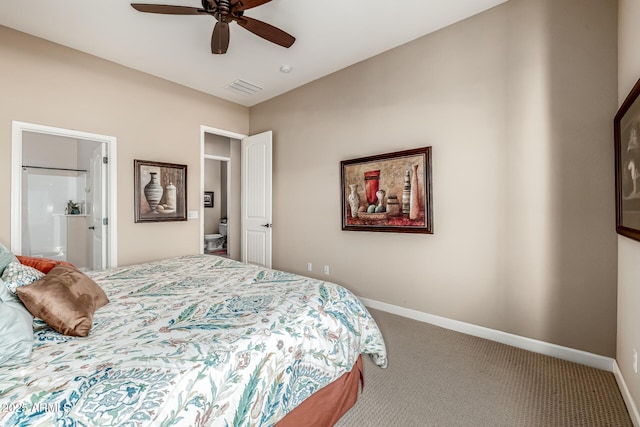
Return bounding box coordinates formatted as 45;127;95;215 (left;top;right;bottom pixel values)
336;309;632;427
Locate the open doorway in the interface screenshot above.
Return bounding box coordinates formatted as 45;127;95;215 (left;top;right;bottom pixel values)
203;156;230;257
200;126;273;267
11;121;117;270
200;126;245;261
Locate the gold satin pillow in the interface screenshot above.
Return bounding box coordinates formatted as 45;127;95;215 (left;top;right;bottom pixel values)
16;265;109;337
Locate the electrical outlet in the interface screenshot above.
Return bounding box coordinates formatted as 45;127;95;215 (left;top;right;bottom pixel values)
307;262;312;272
323;265;330;275
634;349;638;374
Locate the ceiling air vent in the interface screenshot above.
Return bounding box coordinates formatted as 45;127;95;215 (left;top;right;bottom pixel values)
225;79;263;96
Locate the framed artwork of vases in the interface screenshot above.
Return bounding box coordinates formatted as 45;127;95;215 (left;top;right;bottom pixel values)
134;159;187;223
341;147;433;233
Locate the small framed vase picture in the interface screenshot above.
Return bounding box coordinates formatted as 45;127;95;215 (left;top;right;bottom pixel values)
134;159;187;223
204;191;214;208
341;146;433;233
615;78;640;242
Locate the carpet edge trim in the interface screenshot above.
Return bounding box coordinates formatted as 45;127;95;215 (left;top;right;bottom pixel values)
358;296;614;371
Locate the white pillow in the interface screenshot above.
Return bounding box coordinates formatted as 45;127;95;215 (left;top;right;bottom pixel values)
0;242;18;276
0;278;34;366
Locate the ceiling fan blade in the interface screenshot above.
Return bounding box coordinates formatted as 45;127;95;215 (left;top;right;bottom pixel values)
211;21;230;54
231;0;271;12
131;4;206;15
236;16;295;48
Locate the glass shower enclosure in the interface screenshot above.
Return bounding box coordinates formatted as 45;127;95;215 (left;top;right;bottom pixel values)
13;126;110;272
21;166;88;265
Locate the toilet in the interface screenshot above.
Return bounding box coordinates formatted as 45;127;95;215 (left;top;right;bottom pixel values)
204;233;224;251
204;222;228;252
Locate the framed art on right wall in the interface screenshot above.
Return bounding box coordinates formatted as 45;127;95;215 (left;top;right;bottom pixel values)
615;77;640;242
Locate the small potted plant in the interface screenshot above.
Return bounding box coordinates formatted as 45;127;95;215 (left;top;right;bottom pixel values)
66;200;80;215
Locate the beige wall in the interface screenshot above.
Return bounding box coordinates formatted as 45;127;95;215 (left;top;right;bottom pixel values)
618;0;640;415
250;0;618;356
0;25;249;266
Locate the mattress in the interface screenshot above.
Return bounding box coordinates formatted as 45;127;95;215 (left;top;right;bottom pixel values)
0;254;387;426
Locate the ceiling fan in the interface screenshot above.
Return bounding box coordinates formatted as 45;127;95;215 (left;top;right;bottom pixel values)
131;0;295;54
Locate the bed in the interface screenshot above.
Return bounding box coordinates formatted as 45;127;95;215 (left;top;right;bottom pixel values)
0;254;387;426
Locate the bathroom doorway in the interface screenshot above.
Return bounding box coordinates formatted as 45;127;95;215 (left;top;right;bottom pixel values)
11;121;117;270
200;126;272;266
203;156;230;257
201;127;242;261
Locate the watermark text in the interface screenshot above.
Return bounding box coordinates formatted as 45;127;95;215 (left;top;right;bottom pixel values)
1;402;72;413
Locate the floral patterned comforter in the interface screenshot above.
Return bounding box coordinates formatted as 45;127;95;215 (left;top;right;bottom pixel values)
0;255;387;426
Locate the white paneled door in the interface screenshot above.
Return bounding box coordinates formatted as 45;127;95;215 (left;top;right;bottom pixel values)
90;143;108;270
241;131;272;268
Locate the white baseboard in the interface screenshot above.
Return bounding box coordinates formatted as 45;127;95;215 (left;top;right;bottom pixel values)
614;361;640;427
358;297;615;372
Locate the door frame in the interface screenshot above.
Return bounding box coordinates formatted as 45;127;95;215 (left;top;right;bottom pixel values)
200;126;247;256
10;121;118;268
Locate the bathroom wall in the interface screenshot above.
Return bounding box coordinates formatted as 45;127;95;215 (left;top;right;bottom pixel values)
204;159;222;235
221;161;228;220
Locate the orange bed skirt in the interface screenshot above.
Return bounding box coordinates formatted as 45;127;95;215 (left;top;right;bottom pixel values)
276;355;364;427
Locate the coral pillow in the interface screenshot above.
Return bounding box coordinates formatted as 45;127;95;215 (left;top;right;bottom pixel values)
17;255;76;274
17;265;109;337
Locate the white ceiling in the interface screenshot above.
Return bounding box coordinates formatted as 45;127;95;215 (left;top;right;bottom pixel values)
0;0;508;107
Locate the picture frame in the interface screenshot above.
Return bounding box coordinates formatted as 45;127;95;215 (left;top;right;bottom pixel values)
341;146;433;233
134;159;187;223
204;191;214;208
615;78;640;242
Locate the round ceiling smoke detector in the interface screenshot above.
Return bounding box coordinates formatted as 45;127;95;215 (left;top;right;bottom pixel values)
280;65;293;73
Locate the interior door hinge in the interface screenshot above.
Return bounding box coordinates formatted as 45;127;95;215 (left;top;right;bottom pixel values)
103;218;108;226
103;156;108;164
